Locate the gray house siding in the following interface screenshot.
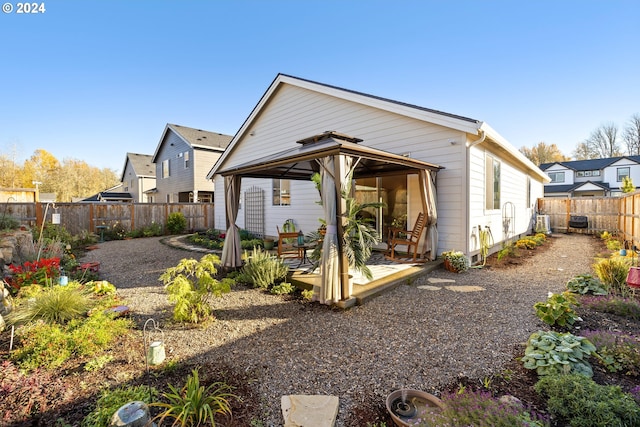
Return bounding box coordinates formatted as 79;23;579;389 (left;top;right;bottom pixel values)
156;131;193;202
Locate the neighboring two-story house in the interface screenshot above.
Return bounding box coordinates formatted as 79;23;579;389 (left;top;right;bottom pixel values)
120;153;156;202
150;124;233;203
540;156;640;197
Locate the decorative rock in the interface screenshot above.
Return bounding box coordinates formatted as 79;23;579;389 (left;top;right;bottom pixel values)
110;401;154;427
498;394;523;407
281;395;339;427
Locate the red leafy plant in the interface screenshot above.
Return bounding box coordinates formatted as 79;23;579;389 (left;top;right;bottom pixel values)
7;257;61;290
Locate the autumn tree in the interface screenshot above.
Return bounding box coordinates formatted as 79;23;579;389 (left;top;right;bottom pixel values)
623;113;640;156
21;149;60;189
520;142;569;166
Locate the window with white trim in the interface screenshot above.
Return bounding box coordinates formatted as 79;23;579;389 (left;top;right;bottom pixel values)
617;167;630;182
485;155;501;210
548;171;565;183
162;159;170;178
272;179;291;206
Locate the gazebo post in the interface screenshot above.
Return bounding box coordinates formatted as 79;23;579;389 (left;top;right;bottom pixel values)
335;155;356;308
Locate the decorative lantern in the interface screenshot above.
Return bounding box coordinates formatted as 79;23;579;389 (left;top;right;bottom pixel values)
297;230;304;246
143;318;165;365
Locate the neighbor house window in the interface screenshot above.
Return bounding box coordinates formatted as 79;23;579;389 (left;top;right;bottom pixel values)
162;159;170;178
273;179;291;206
485;155;501;210
184;152;190;169
617;167;630;182
548;171;565;183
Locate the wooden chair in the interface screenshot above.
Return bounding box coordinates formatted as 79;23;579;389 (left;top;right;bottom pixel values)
386;212;426;262
276;225;303;259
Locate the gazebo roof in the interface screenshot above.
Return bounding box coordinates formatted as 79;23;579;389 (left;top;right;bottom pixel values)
217;131;443;180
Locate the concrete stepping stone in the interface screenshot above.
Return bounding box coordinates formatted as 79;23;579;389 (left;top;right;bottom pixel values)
281;395;339;427
417;285;442;291
445;285;485;292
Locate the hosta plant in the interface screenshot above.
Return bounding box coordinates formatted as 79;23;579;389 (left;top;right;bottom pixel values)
160;254;232;324
534;291;581;327
565;274;608;295
521;330;597;377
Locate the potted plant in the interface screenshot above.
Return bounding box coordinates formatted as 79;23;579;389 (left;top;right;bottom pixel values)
441;250;470;273
263;237;275;250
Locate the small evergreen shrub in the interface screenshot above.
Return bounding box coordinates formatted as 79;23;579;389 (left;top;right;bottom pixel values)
521;330;596;377
534;374;640;427
0;214;20;230
82;385;157;427
566;274;608;295
160;254;231;323
166;211;187;234
240;247;289;289
515;238;537;250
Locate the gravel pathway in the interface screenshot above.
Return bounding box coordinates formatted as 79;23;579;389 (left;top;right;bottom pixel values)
79;233;599;426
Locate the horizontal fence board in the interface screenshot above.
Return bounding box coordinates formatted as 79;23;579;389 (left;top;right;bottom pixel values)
1;202;214;236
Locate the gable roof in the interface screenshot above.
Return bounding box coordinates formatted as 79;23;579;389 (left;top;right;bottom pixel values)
540;156;640;172
152;124;233;163
120;153;155;182
544;180;611;194
207;73;547;182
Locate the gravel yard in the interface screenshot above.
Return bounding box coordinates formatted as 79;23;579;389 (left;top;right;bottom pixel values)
79;232;599;426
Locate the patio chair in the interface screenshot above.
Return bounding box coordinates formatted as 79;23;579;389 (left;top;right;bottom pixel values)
386;212;426;262
276;225;303;259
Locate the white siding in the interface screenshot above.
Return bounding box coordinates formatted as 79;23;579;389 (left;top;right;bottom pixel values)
214;83;544;256
468;144;542;257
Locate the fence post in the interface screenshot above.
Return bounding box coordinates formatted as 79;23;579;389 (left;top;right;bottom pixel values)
35;202;43;228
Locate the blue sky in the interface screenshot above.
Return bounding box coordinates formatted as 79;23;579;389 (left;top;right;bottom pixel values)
1;0;639;175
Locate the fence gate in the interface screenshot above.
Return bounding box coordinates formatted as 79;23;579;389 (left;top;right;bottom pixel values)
244;186;264;238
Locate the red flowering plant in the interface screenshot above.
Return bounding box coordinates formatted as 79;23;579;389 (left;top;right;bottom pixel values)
6;257;61;290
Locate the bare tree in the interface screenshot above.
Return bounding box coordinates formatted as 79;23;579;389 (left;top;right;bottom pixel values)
623;113;640;156
582;122;623;158
573;142;601;160
520;142;569;165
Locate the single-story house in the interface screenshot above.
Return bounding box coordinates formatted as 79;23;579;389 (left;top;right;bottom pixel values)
207;74;548;305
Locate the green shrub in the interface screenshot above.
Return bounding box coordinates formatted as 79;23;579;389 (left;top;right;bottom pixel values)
497;244;518;261
166;212;187;234
32;223;73;246
566;274;608;295
82;385;157;427
425;389;548;427
521;330;596;377
582;329;640;376
0;214;20;230
301;288;315;301
7;284;94;325
271;282;295;295
606;238;622;251
593;257;632;296
11;310;132;371
534;374;640;426
143;221;163;237
152;368;236;427
241;238;263;250
240;247;289;289
442;250;470;272
160;254;231;324
534;291;581;328
580;295;640;320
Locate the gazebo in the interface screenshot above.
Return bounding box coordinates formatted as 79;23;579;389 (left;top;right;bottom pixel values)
217;131;443;307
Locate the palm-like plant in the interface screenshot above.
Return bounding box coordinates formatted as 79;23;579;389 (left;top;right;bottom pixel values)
342;190;383;280
152;368;236;426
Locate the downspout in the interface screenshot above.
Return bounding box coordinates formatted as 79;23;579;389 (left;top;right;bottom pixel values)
465;129;487;257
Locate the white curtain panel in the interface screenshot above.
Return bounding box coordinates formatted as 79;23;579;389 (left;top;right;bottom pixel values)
221;175;243;267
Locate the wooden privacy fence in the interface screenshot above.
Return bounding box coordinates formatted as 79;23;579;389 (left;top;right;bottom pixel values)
0;202;215;236
537;193;640;246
